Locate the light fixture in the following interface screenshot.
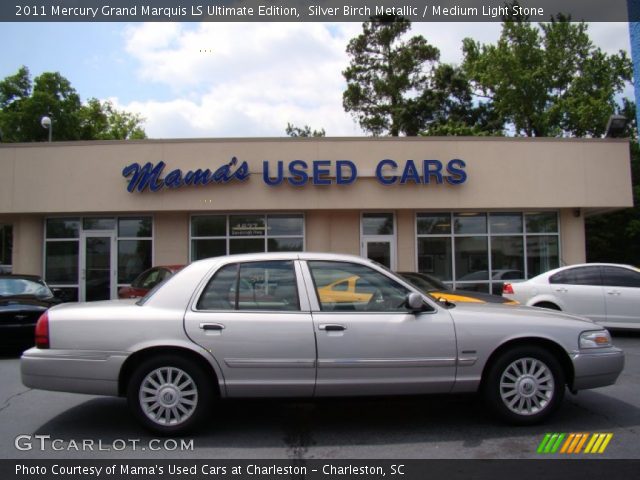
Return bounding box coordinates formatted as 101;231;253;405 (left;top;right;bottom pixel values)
604;115;627;138
40;116;52;142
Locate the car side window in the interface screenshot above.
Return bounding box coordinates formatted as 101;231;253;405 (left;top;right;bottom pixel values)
601;266;640;288
237;261;299;311
197;261;300;311
197;264;238;310
308;261;411;312
550;266;602;286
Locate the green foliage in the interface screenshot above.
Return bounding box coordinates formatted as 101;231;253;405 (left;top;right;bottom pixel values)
285;123;326;137
342;15;441;136
0;66;146;142
462;12;632;137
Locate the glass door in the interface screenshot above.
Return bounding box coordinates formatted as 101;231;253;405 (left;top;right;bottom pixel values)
363;239;395;270
361;213;396;270
80;233;116;301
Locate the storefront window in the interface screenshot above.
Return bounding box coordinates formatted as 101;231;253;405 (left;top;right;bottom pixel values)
46;218;80;239
527;236;559;278
417;214;451;235
191;214;304;261
45;216;153;301
45;241;79;283
0;224;12;273
417;237;452;282
118;217;152;237
454;213;487;235
416;211;559;292
526;212;558;233
362;213;394;235
191;239;226;260
83;217;115;231
455;236;489;283
117;239;152;284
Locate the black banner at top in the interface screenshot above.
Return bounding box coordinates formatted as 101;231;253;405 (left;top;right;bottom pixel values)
3;0;639;22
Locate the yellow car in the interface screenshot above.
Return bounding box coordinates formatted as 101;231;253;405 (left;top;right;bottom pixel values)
316;275;373;304
398;272;519;305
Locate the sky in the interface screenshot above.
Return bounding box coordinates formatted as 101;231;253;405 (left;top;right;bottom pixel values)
0;21;633;138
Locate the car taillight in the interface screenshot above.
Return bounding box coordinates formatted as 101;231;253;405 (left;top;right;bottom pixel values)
35;312;49;349
503;283;514;295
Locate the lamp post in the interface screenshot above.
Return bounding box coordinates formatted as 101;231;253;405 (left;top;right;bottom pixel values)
40;116;52;142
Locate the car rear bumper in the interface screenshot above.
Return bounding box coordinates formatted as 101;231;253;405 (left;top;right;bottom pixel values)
571;347;624;391
21;347;127;396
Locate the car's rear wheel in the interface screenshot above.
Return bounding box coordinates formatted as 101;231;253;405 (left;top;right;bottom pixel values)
483;346;565;425
127;354;213;435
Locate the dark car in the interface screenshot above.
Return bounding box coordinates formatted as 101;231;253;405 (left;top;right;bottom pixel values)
118;265;184;299
0;274;62;352
398;272;518;305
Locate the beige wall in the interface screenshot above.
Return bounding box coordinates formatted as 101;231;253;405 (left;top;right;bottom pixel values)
12;214;43;275
0;137;632;215
396;211;416;271
560;208;586;265
306;211;359;255
154;212;190;265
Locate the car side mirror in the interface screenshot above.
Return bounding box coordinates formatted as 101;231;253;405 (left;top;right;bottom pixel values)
406;292;424;312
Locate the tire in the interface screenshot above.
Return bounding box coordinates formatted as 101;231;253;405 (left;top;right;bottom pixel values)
127;354;213;435
482;346;565;425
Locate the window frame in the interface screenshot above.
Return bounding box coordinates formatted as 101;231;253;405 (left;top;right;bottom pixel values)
306;259;432;314
195;259;302;313
415;211;560;294
189;213;305;262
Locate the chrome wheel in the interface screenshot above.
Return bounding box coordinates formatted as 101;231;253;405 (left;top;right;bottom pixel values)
499;357;554;416
139;366;198;426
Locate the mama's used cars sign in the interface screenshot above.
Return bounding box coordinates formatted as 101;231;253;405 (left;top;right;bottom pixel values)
122;157;467;193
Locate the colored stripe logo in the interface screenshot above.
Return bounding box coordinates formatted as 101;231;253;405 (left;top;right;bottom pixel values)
537;433;613;454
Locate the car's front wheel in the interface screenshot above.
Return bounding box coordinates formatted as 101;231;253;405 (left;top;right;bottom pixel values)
483;346;565;425
127;354;213;435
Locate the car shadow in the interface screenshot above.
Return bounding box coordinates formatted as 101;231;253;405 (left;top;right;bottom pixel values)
33;390;640;450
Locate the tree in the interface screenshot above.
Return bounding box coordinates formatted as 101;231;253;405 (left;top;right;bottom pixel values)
0;66;146;142
285;123;325;137
462;12;632;137
342;15;441;136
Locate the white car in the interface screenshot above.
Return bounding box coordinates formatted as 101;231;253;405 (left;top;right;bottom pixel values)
503;263;640;329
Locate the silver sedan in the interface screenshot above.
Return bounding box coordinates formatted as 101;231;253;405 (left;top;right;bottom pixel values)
21;253;624;435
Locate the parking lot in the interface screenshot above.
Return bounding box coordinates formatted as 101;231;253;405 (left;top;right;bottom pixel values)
1;332;639;460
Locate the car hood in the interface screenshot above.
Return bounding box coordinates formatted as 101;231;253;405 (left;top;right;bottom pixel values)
447;301;598;327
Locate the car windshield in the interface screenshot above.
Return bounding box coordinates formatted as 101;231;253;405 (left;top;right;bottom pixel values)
0;277;53;298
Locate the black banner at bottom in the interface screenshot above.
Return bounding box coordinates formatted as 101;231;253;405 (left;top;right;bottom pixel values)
3;459;640;480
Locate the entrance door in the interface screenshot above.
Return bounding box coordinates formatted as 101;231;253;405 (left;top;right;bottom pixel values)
80;233;116;301
361;213;396;270
363;239;395;270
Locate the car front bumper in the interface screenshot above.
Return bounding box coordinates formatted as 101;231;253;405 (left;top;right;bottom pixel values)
571;347;625;391
21;347;127;396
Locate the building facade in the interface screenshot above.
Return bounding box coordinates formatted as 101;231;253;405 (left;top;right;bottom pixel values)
0;137;632;301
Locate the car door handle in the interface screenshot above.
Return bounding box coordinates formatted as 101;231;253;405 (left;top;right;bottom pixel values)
199;323;225;331
318;324;347;332
555;288;568;293
606;290;621;296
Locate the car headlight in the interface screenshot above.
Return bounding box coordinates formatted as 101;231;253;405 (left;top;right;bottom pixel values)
579;330;612;349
